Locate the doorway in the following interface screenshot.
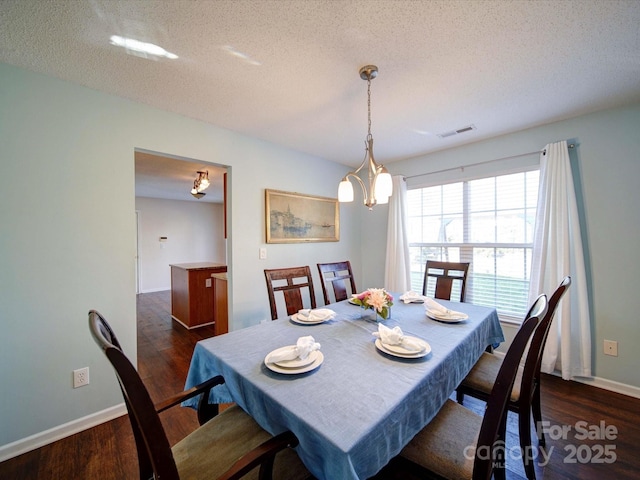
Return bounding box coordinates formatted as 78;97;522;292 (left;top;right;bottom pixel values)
133;149;229;336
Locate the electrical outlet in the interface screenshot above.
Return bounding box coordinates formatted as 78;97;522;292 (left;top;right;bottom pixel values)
73;367;90;388
603;340;618;357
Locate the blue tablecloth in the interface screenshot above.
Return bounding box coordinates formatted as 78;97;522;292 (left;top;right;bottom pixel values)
184;298;503;479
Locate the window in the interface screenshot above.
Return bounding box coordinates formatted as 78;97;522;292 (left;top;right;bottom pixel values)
407;169;539;319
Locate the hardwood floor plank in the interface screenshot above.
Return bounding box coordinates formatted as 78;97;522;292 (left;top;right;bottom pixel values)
1;291;639;479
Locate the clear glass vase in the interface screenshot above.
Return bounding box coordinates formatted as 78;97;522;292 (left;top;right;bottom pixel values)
361;306;388;322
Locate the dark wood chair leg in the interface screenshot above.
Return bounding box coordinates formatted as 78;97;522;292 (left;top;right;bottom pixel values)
456;389;464;405
494;459;506;480
519;409;537;480
494;417;508;480
532;384;545;447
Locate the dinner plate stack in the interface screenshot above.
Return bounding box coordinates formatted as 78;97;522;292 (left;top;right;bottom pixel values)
290;308;335;324
425;309;468;323
264;346;324;374
375;337;431;358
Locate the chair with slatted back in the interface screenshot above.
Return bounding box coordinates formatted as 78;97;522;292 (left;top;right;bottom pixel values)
456;276;571;479
317;261;357;305
400;294;548;480
88;309;311;480
422;260;470;302
264;266;317;320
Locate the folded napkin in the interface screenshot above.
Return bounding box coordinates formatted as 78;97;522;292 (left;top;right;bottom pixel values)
268;336;321;363
423;297;449;313
399;291;425;304
424;298;467;319
372;324;425;353
297;308;336;322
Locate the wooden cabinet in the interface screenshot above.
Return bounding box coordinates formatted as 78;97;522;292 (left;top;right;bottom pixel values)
212;273;228;335
170;263;227;329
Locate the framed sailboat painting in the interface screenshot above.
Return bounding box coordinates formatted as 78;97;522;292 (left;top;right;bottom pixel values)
265;189;339;243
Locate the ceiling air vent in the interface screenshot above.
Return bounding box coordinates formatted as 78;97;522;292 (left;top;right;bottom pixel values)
436;124;476;139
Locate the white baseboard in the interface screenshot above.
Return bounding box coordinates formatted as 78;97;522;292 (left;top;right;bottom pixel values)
495;320;640;399
568;375;640;399
0;403;127;463
484;350;640;399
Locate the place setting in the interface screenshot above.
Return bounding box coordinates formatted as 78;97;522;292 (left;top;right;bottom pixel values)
264;335;324;374
290;307;336;325
372;323;431;359
424;297;469;323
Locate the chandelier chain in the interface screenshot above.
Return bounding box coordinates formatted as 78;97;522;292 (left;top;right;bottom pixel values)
367;77;372;137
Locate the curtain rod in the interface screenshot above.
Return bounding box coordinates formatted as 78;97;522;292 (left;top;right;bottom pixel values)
405;143;575;180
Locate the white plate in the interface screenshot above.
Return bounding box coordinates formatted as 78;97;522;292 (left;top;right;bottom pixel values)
426;309;469;323
265;351;324;374
290;313;329;324
375;339;431;358
265;347;319;368
382;336;431;356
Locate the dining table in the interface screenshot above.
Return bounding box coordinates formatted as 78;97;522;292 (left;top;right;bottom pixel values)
183;296;504;480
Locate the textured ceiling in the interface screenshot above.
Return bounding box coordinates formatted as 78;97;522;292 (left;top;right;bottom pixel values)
2;0;640;201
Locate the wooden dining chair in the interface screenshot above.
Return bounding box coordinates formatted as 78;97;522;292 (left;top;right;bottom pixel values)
400;295;548;480
317;261;357;305
264;266;317;320
455;276;571;479
456;276;571;479
422;260;470;302
88;310;311;480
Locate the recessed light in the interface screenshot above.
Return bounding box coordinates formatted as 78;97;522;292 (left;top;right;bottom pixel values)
110;35;178;60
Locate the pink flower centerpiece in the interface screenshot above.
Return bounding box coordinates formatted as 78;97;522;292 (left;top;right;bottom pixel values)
352;288;394;320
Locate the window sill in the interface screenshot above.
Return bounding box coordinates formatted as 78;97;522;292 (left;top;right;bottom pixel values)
497;314;523;327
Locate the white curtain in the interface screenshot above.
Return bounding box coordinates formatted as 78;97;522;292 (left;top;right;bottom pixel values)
384;175;411;292
529;140;591;380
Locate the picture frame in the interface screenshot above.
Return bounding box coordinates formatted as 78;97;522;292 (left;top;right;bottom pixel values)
265;189;339;243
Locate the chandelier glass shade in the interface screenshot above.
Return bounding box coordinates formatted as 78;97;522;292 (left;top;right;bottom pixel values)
338;65;392;210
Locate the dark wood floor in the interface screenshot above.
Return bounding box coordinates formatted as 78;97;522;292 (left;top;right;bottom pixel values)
1;290;639;479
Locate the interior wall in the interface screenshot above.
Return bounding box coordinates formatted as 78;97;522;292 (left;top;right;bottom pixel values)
135;197;225;293
0;62;359;452
384;102;640;390
228;152;363;327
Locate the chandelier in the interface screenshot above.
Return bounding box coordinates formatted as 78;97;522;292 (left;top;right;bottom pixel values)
190;171;210;199
338;65;392;210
